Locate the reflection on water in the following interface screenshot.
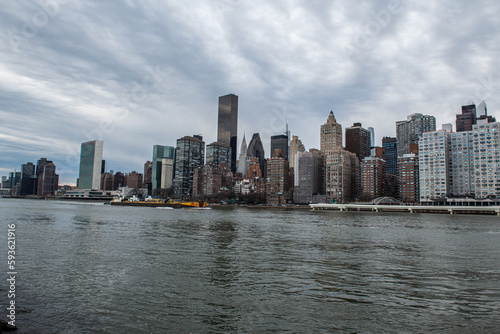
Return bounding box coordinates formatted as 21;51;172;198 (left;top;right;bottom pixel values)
1;199;500;333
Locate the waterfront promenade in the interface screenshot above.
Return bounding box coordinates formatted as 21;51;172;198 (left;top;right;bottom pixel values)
310;203;500;215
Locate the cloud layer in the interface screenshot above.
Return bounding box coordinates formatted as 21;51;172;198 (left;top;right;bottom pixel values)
1;0;499;184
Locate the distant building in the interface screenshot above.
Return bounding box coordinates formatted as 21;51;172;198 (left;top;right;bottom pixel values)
289;135;306;170
206;142;231;169
293;150;324;204
217;93;238;173
173;135;205;198
271;134;289;159
456;104;477;132
152;145;175;192
246;157;262;178
143;161;153;194
247;133;265;178
360;156;385;201
37;162;57;196
238;134;249;176
419;130;451;203
266;150;290;205
124;171;143;189
320;111;343;154
20;162;35;196
382;137;398;175
321;111;359;203
78;140;104;189
101;172;114;191
345;122;371;162
398;153;419;204
193;163;233;198
113;172;125;190
449;131;474;197
473;122;500;199
396;113;436;157
160;158;174;189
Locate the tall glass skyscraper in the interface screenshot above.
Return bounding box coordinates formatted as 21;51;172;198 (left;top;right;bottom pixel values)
173;136;205;199
78;140;103;189
152;145;175;192
271;134;289;159
247;133;265;178
382;137;398;175
217;94;238;174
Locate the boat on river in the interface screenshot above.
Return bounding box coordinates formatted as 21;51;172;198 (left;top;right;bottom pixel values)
109;196;207;208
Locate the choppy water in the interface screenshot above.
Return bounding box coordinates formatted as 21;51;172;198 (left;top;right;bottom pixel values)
1;199;500;333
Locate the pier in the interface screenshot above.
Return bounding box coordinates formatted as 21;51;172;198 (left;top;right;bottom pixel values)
310;203;500;216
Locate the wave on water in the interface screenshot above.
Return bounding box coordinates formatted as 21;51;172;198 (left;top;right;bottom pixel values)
156;207;174;210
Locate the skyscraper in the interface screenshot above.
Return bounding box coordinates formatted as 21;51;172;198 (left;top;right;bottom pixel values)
320;111;342;154
266;152;290;205
271;134;289;159
456;104;477;132
206;142;231;168
152;145;175;192
396;113;436;157
382;137;398;175
238;134;249;176
345;122;371;162
217;93;238;173
293;150;324;204
289;135;306;170
247;133;265;178
321;111;359;202
20;162;35;196
78;140;103;189
173;135;205;198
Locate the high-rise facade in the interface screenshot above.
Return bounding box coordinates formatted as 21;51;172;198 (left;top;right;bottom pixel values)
173;136;205;198
20;162;35;196
321;111;359;202
289;135;305;169
449;131;474;197
217;93;238;173
78;140;104;190
193;163;233;198
473;122;500;199
396;113;436;157
271;134;289;159
293;150;324;204
398;153;419;204
152;145;175;192
456;104;477;132
382;137;398;175
160;158;174;189
320;111;343;154
238;134;249;176
38;162;57;196
247;133;265;178
419;130;451;203
266;154;290;205
360;156;385;201
206;142;231;168
345;122;371;162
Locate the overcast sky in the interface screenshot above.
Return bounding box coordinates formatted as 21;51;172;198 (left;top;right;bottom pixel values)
1;0;499;184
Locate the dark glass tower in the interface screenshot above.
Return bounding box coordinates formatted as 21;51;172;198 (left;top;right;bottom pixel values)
217;94;238;174
456;104;477;132
271;134;289;159
152;145;175;192
20;162;35;196
382;137;398;175
173;136;205;199
247;133;265;178
345;122;371;162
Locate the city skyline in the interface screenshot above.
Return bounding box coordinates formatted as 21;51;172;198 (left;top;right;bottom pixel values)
1;1;500;184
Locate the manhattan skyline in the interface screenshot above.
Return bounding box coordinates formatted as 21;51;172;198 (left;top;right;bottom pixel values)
1;1;499;184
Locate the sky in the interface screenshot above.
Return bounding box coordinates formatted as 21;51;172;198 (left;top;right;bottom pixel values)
1;0;499;185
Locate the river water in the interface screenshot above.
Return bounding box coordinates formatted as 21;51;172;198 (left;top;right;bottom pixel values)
1;199;500;333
